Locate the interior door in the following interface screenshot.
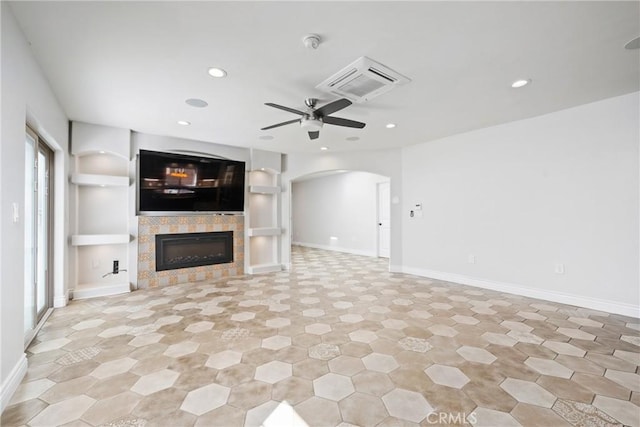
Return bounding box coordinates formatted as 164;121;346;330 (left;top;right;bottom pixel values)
377;181;391;258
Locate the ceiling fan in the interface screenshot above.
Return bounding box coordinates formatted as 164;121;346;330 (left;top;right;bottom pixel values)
261;98;366;140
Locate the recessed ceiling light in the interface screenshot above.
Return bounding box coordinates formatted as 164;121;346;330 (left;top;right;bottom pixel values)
208;67;227;78
177;120;191;126
185;98;208;108
346;136;360;141
386;123;396;129
99;150;105;154
259;135;274;140
320;146;329;151
511;79;531;88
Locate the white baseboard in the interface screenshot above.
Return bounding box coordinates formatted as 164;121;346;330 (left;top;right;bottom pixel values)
247;263;283;274
53;289;69;308
401;266;639;318
293;242;377;258
0;353;27;412
72;282;131;300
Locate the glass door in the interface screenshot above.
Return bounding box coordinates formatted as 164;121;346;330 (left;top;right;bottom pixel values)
24;126;53;340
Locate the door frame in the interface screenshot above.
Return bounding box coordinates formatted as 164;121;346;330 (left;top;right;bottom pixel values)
376;180;391;258
24;125;55;346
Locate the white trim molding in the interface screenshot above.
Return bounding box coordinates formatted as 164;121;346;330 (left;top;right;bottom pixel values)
53;289;69;308
0;353;27;412
401;266;639;318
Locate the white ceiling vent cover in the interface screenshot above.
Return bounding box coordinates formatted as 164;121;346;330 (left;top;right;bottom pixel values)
316;56;411;103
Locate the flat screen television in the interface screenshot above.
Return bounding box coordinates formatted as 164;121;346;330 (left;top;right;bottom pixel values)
137;150;245;214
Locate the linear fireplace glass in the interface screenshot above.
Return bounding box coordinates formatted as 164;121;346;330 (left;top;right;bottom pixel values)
155;231;233;272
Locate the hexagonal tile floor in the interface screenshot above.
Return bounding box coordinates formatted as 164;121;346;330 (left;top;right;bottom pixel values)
2;247;638;426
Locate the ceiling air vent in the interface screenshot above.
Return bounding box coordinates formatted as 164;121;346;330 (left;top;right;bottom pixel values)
316;56;411;103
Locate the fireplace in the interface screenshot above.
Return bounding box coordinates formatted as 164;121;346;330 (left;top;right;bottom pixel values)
155;231;233;272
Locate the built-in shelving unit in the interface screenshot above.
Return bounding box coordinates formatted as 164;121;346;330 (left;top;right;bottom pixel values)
246;149;283;274
70;122;132;300
247;227;282;237
71;173;129;187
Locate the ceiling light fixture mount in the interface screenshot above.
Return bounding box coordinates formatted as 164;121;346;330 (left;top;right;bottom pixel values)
177;120;191;126
302;34;321;50
386;123;397;129
511;79;531;88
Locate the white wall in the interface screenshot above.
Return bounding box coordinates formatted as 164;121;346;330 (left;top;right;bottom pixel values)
401;92;639;317
292;171;389;256
1;3;69;410
281;148;403;270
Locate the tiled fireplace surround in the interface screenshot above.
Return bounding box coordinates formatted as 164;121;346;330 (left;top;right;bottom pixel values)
137;215;244;288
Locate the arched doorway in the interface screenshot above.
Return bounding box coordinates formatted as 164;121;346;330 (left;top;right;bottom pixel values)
290;170;391;266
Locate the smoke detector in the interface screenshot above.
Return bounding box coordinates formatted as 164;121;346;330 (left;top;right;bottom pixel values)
303;34;321;49
316;56;411;103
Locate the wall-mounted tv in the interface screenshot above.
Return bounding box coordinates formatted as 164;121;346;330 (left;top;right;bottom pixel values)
137;150;245;214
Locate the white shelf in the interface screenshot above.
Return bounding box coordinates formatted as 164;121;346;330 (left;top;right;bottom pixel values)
72;282;130;300
71;234;130;246
71;173;129;187
248;227;282;237
249;185;281;194
247;263;282;274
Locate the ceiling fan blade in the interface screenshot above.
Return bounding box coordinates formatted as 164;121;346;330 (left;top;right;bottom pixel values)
308;131;320;140
264;103;305;116
323;116;366;129
261;118;300;130
315;98;352;118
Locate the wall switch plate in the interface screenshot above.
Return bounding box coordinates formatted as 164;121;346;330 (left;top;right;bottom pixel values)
555;263;565;274
468;254;476;264
91;258;100;269
12;203;19;223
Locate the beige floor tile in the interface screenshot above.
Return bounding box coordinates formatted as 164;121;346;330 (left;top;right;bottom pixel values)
593;395;640;426
9;378;56;405
295;396;342;426
572;372;632;400
471;407;522;426
39;375;97;404
463;382;518;412
381;388;432;423
29;395;95;427
81;391;141;425
272;376;314;404
536;375;595;403
0;398;48;426
11;247;639;427
510;402;573;426
500;378;556;408
132;387;188;420
180;383;231;415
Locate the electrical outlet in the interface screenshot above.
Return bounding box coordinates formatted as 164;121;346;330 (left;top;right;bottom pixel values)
468;254;476;264
555;263;565;274
113;260;119;274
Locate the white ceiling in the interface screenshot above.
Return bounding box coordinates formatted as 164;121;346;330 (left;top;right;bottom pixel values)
9;1;640;154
